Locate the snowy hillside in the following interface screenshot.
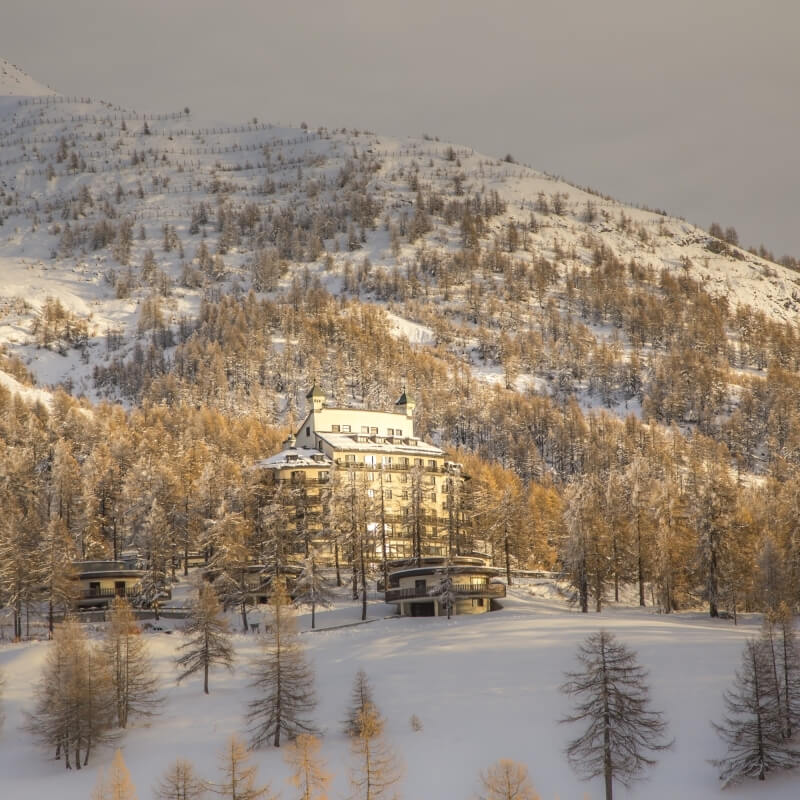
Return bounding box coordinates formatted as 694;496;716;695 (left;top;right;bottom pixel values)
0;584;791;800
0;56;799;424
0;58;58;98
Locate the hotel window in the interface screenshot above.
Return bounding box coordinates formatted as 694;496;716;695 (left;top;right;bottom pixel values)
384;489;392;499
385;472;392;482
382;456;392;467
415;458;423;466
396;429;403;436
345;454;356;463
370;426;378;434
427;459;436;468
387;428;395;436
341;424;351;432
331;424;340;432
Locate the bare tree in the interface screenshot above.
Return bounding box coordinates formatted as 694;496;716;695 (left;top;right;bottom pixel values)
247;579;317;747
212;735;274;800
478;759;540;800
103;597;161;728
348;704;403;800
293;548;333;629
176;583;235;695
154;757;208;800
560;630;671;800
284;733;331;800
713;638;800;786
343;669;380;738
27;618;115;769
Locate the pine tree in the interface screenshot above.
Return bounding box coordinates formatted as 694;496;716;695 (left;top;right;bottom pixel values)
27;618;115;769
213;735;274;800
247;579;317;747
154;757;207;800
560;630;671;800
284;733;331;800
478;760;540;800
348;704;403;800
102;597;161;728
293;548;333;629
176;583;235;694
92;749;138;800
712;638;800;786
343;669;380;738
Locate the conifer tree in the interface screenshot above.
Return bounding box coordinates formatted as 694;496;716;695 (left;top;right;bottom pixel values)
154;757;207;800
213;735;274;800
560;631;671;800
284;733;331;800
92;749;138;800
36;517;78;635
712;638;800;786
27;618;115;769
247;579;317;748
348;704;403;800
293;548;333;629
343;669;380;738
103;597;161;728
478;760;540;800
176;583;235;695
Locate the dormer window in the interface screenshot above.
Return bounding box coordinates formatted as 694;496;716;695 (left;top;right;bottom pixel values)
287;454;298;462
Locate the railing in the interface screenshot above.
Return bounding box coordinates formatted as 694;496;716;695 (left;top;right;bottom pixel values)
79;587;142;601
385;582;506;603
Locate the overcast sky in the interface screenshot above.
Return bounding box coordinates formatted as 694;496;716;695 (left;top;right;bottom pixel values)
3;0;799;257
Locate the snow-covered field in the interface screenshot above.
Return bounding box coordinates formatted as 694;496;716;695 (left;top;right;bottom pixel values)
0;584;792;800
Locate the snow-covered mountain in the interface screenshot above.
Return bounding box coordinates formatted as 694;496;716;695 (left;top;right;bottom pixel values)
0;59;797;426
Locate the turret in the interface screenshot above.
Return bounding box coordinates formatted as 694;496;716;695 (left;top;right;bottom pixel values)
395;387;415;419
305;382;326;414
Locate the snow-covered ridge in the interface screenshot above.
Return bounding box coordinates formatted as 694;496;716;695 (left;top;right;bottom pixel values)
0;58;58;98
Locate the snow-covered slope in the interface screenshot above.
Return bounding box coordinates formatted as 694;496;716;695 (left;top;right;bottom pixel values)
0;58;58;98
0;586;791;800
0;56;797;422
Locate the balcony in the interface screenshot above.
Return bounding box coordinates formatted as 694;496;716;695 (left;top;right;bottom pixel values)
384;582;506;603
78;586;142;601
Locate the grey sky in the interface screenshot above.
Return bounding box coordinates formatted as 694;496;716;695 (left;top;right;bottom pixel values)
3;0;799;257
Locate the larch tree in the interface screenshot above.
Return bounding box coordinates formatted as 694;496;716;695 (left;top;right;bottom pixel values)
138;498;172;614
247;578;317;748
478;759;540;800
102;597;161;728
284;733;331;800
560;630;671;800
713;638;800;786
293;548;333;629
36;517;78;635
343;669;379;738
154;757;208;800
213;734;275;800
176;583;235;695
348;704;403;800
92;748;138;800
27;618;115;769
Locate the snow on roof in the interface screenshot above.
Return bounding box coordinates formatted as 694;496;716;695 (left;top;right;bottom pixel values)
318;432;443;456
254;447;332;469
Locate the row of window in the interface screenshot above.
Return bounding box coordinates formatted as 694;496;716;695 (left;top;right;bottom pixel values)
330;424;405;436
